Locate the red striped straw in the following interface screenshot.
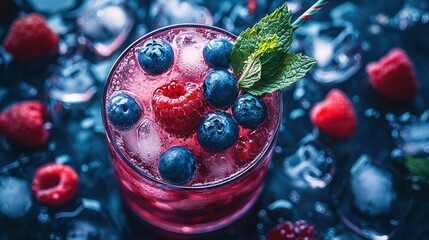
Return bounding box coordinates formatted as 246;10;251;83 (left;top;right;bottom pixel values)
291;0;330;31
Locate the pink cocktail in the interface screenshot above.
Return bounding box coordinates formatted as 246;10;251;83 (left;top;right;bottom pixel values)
102;24;282;234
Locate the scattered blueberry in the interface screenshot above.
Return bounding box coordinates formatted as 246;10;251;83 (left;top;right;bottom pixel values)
158;146;196;184
203;38;233;68
197;112;239;152
107;93;142;130
138;39;174;75
203;69;238;109
232;93;266;128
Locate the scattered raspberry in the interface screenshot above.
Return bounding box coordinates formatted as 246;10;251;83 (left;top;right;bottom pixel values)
235;129;267;162
32;163;79;206
267;220;316;240
3;13;58;61
0;101;50;148
366;48;418;102
152;81;205;134
310;89;357;139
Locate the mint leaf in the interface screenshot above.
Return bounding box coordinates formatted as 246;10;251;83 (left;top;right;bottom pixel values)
231;4;292;76
405;156;429;184
238;57;261;88
247;54;316;96
230;3;315;96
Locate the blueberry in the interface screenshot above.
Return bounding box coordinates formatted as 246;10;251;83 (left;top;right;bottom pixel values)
158;146;196;184
138;39;174;75
203;69;238;109
107;93;142;130
197;112;239;152
203;38;233;68
232;93;266;128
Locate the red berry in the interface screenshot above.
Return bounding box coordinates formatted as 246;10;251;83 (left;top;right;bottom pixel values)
32;163;79;206
0;100;50;148
310;89;357;139
267;220;316;240
152;81;205;134
366;48;418;102
3;13;58;61
235;129;267;162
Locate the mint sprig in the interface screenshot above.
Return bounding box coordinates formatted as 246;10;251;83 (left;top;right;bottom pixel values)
405;156;429;184
231;3;316;96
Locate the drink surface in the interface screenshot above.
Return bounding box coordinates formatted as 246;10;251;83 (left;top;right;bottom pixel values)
104;26;280;186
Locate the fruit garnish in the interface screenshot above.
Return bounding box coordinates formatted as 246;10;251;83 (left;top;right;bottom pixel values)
404;156;429;185
267;220;316;240
107;93;142;131
230;4;316;96
235;129;267;162
159;146;196;184
3;13;58;61
310;89;357;139
203;38;233;68
366;48;418;102
203;69;238;109
232;93;266;128
32;163;79;206
152;81;205;134
0;100;50;148
197;112;239;152
138;39;174;75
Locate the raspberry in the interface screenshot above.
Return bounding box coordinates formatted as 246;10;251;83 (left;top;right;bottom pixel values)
32;163;79;206
152;81;205;134
366;48;418;102
235;129;267;162
0;101;50;148
310;89;357;139
267;220;316;240
3;13;58;61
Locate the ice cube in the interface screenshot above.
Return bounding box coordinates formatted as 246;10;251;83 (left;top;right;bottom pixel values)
123;119;163;167
77;0;135;57
293;78;322;109
333;154;413;239
149;0;213;29
0;176;33;219
300;21;364;83
202;154;237;182
350;155;397;217
54;198;120;240
19;0;81;14
390;116;429;156
173;31;209;80
283;134;335;189
46;55;97;106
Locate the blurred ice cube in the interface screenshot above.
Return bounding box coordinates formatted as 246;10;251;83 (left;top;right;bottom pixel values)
350;156;396;217
300;21;363;84
269;0;302;14
149;0;213;29
330;2;360;25
283;134;335;189
54;198;120;240
46;55;97;106
390;115;429;156
322;227;361;240
293;78;322;109
333;155;413;239
77;0;135;57
18;0;82;14
0;176;33;219
222;4;256;34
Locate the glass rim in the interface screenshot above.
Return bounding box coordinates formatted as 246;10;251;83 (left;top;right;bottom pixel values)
101;23;283;190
